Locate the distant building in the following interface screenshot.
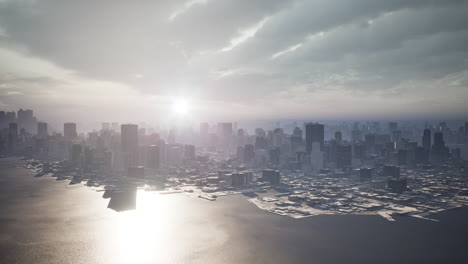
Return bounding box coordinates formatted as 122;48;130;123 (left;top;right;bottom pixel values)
360;168;373;181
243;144;255;163
8;123;18;153
388;178;407;193
128;166;144;178
145;145;160;169
231;172;249;187
71;144;82;167
335;131;342;142
121;124;139;169
432;132;448;163
262;169;280;185
64;123;77;140
422;129;431;151
37;122;48;139
184;144;195;159
305;123;324;154
336;144;352;169
388;122;398;132
465;122;468;143
383;165;400;178
397;149;407;166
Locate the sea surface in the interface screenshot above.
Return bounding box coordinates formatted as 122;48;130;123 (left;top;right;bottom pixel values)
0;157;467;264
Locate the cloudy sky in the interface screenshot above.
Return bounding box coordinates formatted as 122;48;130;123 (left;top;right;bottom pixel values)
1;0;468;123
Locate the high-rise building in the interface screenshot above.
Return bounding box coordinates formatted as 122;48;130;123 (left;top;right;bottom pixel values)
334;131;342;142
121;124;139;168
231;172;249;187
17;109;35;132
184;144;195;159
422;129;431;151
360;168;373;181
336;144;352;169
37;122;48;139
8;123;18;153
465;122;468;143
121;124;139;153
243;144;255;163
64;123;77;140
388;122;398;132
383;165;400;178
6;111;16;123
261;169;280;185
145;145;160;169
305;123;324;154
432;132;448;162
71;144;82;167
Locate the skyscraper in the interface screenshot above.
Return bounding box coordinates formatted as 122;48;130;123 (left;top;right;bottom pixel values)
334;131;342;142
121;124;139;153
64;123;77;140
121;124;139;169
8;123;18;153
432;132;448;163
389;122;398;132
37;122;48;139
336;144;352;169
422;129;431;151
305;123;324;154
465;122;468;143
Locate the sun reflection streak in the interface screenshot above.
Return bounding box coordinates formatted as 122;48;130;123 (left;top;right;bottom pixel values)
101;190;229;264
113;191;174;264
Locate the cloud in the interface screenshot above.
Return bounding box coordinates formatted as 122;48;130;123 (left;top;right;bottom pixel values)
0;0;467;121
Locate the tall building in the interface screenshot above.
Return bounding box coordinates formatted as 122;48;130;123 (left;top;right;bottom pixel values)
261;169;280;185
17;109;35;132
293;127;303;138
121;124;139;153
8;123;18;153
465;122;468;143
334;131;342;142
146;145;160;169
388;122;398;132
422;129;431;151
336;144;352;169
64;123;77;140
432;132;448;162
243;144;255;163
217;122;233;148
305;123;324;154
383;165;401;178
6;111;16;123
37;122;48;139
121;124;139;169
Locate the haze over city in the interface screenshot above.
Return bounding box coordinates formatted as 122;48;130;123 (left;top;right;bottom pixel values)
1;0;468;123
1;1;468;264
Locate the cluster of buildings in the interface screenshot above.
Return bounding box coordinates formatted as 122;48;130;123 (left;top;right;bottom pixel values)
2;108;468;219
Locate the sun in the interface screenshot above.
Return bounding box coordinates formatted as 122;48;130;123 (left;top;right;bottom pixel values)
172;98;190;115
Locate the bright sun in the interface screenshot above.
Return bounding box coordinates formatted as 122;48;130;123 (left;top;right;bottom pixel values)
172;98;190;115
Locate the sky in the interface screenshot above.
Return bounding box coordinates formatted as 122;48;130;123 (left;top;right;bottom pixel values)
0;0;468;123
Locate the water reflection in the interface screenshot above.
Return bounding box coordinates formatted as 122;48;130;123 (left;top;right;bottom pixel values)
101;190;228;264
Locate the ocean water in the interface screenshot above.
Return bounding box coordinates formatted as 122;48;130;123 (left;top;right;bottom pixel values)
0;157;467;264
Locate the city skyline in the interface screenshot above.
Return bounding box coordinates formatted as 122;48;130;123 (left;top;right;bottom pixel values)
1;0;468;122
1;1;468;263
